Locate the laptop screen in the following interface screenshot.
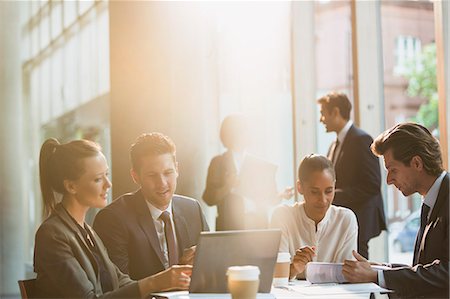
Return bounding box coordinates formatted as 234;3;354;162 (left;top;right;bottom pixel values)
189;229;281;293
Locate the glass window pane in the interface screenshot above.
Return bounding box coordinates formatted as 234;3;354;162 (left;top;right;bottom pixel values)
40;14;50;50
51;48;63;118
79;0;94;16
97;10;110;94
314;0;353;155
50;0;62;40
63;0;77;28
381;0;436;263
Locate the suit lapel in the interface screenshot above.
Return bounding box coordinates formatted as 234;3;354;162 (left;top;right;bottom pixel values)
86;225;120;289
428;173;448;222
172;197;190;255
418;173;449;258
54;204;100;289
134;191;166;266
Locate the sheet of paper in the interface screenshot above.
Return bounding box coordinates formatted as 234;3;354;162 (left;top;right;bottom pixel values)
306;262;346;283
149;291;274;299
306;262;393;284
288;282;391;296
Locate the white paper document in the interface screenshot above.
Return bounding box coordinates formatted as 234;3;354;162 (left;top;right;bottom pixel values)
305;262;392;284
306;262;347;283
150;291;275;299
287;282;391;296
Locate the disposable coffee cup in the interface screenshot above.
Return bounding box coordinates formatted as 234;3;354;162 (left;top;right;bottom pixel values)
226;265;260;299
272;252;291;287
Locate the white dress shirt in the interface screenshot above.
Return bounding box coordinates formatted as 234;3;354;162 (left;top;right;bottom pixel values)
333;120;353;164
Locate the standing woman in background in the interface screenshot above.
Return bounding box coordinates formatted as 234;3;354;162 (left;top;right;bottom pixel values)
34;138;191;298
202;115;247;230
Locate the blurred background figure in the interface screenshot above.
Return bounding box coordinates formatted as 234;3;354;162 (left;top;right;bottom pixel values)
203;114;293;231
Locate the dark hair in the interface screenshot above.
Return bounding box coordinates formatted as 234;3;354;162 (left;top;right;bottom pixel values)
220;114;247;149
39;138;102;217
317;92;352;120
130;132;176;172
298;154;335;183
371;122;443;176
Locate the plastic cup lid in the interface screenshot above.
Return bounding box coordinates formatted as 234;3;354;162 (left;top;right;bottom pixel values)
226;265;260;280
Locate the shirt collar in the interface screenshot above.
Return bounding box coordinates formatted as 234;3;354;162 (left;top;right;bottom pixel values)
337;120;353;144
299;202;331;228
145;199;173;221
423;171;446;211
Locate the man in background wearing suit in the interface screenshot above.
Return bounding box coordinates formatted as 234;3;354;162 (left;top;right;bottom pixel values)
318;92;386;259
94;133;209;280
343;122;449;298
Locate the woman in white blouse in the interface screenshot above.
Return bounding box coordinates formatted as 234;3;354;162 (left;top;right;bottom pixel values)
270;154;358;279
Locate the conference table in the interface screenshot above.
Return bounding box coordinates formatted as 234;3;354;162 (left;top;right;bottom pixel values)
150;280;391;298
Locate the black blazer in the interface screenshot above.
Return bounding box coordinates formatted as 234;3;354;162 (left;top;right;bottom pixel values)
384;173;449;298
332;125;387;242
34;204;140;298
93;190;209;280
202;150;246;230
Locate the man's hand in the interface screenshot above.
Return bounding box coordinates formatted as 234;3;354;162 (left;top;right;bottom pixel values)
150;265;193;292
290;246;316;278
179;246;196;265
342;250;378;283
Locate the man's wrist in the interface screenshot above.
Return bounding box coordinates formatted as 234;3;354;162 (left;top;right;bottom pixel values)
371;270;378;283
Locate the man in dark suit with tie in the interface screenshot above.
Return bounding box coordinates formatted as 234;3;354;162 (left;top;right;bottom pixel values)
93;133;209;280
342;122;449;298
318;92;386;258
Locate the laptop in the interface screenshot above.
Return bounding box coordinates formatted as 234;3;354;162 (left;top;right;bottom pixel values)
189;229;281;294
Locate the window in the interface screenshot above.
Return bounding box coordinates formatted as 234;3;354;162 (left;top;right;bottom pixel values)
21;0;111;266
395;35;422;74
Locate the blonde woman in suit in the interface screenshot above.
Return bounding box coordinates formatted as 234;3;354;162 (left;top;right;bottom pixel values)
34;138;191;298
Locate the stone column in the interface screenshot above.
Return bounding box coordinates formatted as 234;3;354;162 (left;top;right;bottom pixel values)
108;2;217;206
0;1;26;295
352;0;387;262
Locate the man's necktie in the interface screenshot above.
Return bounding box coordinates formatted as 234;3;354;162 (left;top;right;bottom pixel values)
330;139;340;165
413;203;430;265
159;211;179;266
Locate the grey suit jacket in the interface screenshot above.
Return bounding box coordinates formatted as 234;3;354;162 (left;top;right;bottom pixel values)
34;204;140;298
93;190;209;280
384;173;449;298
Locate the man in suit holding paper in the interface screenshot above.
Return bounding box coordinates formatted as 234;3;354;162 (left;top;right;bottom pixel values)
342;123;449;298
93;133;209;280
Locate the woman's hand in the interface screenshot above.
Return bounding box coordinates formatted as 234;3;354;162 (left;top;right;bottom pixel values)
290;246;316;278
